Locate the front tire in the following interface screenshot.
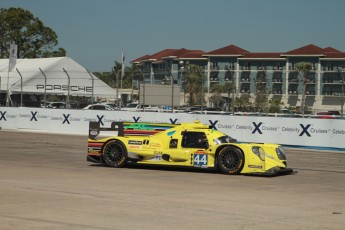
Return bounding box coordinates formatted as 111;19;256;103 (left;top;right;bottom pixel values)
102;140;127;167
217;146;244;175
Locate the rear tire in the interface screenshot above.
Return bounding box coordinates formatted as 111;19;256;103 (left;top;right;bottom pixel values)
217;146;244;175
102;140;127;167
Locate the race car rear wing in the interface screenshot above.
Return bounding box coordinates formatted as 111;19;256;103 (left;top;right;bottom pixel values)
89;121;179;140
89;121;124;140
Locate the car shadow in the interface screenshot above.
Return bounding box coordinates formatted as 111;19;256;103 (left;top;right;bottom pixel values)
89;163;221;175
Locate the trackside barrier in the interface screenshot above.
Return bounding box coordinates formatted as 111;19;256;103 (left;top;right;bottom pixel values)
0;107;345;150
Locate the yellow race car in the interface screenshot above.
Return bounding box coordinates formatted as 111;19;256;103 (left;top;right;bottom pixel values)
87;120;293;176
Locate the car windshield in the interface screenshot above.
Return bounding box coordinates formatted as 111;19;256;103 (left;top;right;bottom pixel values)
213;135;237;144
104;103;117;109
126;103;138;108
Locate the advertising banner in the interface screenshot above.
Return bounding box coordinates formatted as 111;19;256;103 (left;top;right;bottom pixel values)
0;107;344;149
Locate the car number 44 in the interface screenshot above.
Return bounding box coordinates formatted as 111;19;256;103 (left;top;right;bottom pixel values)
193;154;208;168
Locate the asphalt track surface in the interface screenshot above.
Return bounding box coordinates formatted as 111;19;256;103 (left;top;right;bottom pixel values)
0;131;344;230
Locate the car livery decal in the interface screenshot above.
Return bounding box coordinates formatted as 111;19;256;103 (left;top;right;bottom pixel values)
248;165;263;169
167;130;176;136
193;150;208;168
128;140;142;145
123;123;177;136
153;154;162;161
87;142;103;155
148;143;161;148
148;151;163;161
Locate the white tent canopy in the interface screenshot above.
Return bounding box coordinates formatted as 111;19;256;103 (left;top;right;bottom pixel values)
0;57;117;97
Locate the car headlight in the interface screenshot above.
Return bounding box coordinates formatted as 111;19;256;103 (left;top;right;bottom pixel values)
213;136;237;145
213;138;222;145
276;146;287;160
252;146;265;161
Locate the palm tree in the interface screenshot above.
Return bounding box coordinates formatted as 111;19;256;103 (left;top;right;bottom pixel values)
184;64;205;106
295;62;312;117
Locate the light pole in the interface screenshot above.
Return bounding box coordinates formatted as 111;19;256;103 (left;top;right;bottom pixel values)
196;66;204;110
136;67;146;112
179;61;185;105
112;67;120;108
337;67;344;118
62;68;71;109
0;74;2;105
166;67;175;112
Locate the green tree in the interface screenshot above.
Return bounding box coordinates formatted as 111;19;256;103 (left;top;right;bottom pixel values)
184;64;205;106
94;63;136;89
110;61;134;89
223;81;235;112
236;94;251;112
124;64;138;89
252;69;270;113
209;83;223;108
268;98;284;113
50;48;67;57
0;7;64;58
93;72;115;87
253;80;269;112
295;62;312;117
113;61;122;88
209;81;235;111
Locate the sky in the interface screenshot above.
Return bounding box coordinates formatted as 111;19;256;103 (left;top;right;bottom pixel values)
1;0;345;72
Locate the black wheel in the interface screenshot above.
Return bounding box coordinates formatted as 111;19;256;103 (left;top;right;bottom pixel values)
217;146;244;175
102;140;127;167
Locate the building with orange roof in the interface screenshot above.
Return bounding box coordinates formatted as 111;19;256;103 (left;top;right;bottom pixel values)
131;44;345;114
